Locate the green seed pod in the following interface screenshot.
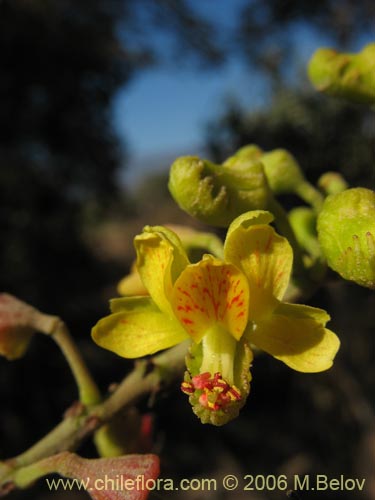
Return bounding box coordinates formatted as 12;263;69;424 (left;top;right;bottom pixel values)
308;43;375;105
168;155;270;227
317;188;375;289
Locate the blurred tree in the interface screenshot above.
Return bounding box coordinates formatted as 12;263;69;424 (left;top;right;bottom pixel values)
204;1;374;213
236;0;375;86
0;0;223;320
206;89;374;189
0;1;224;484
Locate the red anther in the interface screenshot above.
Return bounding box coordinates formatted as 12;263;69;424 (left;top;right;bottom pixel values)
181;381;194;394
228;386;241;401
199;392;220;411
215;379;229;390
192;372;211;389
198;392;209;408
182;371;242;412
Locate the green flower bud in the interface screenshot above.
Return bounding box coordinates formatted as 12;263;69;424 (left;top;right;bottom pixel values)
318;171;349;196
261;149;323;210
223;144;263;168
308;43;375;105
168;155;270;227
317;188;375;289
94;409;151;457
261;149;306;194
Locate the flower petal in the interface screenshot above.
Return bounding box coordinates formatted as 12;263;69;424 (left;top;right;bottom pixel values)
117;262;148;296
171;255;249;342
274;301;331;326
225;210;275;235
247;311;340;373
92;297;188;358
224;211;293;305
110;296;150;314
134;226;189;316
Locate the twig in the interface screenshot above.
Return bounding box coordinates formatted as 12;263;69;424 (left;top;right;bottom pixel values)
0;341;188;495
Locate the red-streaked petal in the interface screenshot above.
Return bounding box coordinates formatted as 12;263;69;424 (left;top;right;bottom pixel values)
225;220;293;311
134;226;189;316
92;297;188;358
171;256;249;342
248;313;340;373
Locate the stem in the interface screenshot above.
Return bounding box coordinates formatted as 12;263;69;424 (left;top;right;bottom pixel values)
52;322;101;406
30;310;101;407
188;233;224;259
0;341;188;490
268;198;311;290
295;180;324;212
99;340;189;421
12;458;59;490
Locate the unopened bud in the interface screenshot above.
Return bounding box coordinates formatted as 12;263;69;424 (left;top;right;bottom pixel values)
318;172;349;196
261;149;306;195
308;43;375;105
0;294;59;360
223;144;263;168
168;155;270;227
317;188;375;289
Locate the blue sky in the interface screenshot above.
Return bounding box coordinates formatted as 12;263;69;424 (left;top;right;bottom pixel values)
112;2;373;185
113;57;265;184
113;0;254;184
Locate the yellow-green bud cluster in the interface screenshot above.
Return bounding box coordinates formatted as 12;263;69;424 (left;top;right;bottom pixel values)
308;43;375;106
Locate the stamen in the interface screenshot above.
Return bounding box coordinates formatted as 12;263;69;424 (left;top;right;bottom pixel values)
181;371;242;411
181;381;194;394
192;372;211;389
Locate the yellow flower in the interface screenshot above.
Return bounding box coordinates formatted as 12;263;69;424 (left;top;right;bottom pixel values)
117;224;224;297
117;262;148;297
92;211;340;425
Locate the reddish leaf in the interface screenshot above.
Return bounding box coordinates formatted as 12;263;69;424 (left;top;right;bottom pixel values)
51;452;160;500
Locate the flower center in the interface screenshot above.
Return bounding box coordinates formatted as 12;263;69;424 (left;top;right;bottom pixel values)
181;372;241;411
200;324;237;384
